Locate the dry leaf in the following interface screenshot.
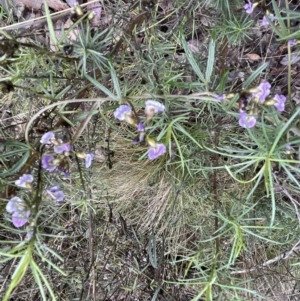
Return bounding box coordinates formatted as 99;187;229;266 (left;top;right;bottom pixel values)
245;53;261;61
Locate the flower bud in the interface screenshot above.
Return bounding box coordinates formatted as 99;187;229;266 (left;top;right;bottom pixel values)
146;137;157;148
76;151;86;159
124;114;137;126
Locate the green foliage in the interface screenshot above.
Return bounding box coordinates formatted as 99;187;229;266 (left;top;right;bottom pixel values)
219;14;254;46
1;0;300;300
0;141;30;177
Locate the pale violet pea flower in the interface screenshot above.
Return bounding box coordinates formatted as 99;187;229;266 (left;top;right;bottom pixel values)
145;100;165;118
85;153;94;168
47;186;65;202
288;39;297;46
93;7;101;17
75;152;94;168
244;1;253;14
15;174;34;188
12;211;30;228
114;105;132;121
262;14;275;26
6;196;30;228
148;143;167;160
217;94;225;101
40;131;55;144
252;82;271;103
137;123;145;131
134;123;146;144
273;94;286;112
239;111;257;128
285;144;292;151
54;142;71;154
42;155;57;171
6;196;23;213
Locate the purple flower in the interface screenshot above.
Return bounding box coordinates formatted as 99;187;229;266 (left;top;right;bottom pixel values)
47;186;65;202
285;144;293;155
253;82;271;103
137;123;145;131
148;143;167;160
273;94;286;112
85;153;94;168
145;100;165;118
40;132;55;144
15;174;33;188
93;7;101;17
54;143;71;154
244;1;253;14
285;144;292;151
217;94;225;101
262;14;275;26
6;196;23;213
12;211;31;228
288;39;297;46
42;155;57;171
135;123;146;143
6;196;30;228
239;111;257;128
114;105;132;121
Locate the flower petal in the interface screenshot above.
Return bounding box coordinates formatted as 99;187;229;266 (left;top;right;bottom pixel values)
85;153;94;168
254;82;271;103
217;94;225;101
288;39;297;46
113;105;132;121
262;14;274;26
47;187;65;202
239;111;257;128
6;196;23;213
42;155;57;171
11;210;30;228
137;123;145;131
148;143;166;160
49;185;60;192
244;1;253;14
40;132;55;144
145;100;165;118
54;143;71;154
273;94;286;112
15;174;34;188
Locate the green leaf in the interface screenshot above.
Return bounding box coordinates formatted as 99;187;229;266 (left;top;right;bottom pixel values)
148;231;158;269
108;60;122;100
31;263;47;301
206;38;215;84
43;1;57;48
84;73;118;101
31;259;57;300
174;123;204;149
180;34;205;83
0;142;31;177
3;247;32;301
271;0;288;36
